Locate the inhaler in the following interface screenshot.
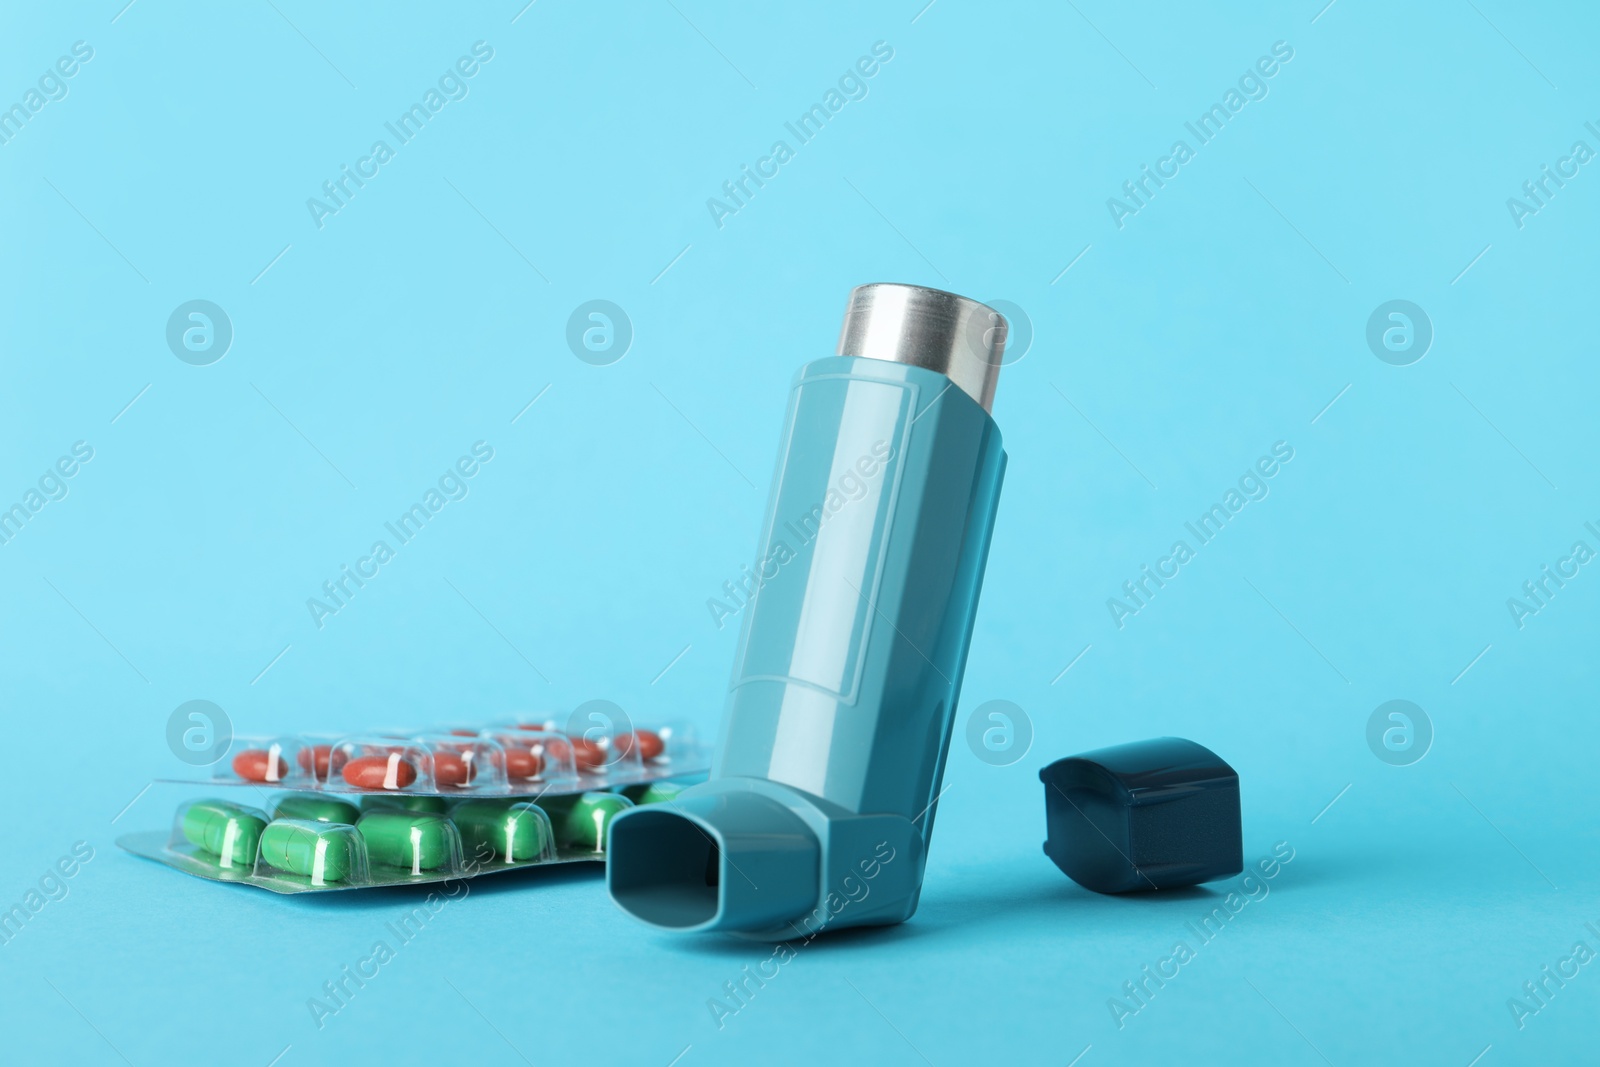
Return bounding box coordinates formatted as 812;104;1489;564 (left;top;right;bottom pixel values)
608;283;1009;937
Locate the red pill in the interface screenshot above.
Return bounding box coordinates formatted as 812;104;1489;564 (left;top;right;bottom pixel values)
503;748;544;780
449;729;478;738
432;751;475;788
617;730;664;761
341;753;418;790
233;747;290;782
570;737;606;771
297;744;332;778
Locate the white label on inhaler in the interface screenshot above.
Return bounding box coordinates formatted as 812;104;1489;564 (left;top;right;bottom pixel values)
734;375;911;702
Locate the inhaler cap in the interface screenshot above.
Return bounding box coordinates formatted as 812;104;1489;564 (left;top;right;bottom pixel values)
1039;737;1243;894
836;283;1007;412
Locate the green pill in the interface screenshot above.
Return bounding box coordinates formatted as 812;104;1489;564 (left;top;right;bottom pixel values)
181;800;267;869
360;794;448;815
259;820;356;884
357;811;455;872
560;792;634;851
273;795;360;824
452;800;551;864
631;781;688;806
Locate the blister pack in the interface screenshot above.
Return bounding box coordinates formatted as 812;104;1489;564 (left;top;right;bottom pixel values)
202;719;703;796
119;714;705;892
119;780;693;894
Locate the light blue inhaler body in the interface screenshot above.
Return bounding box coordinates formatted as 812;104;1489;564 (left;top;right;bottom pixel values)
608;284;1008;938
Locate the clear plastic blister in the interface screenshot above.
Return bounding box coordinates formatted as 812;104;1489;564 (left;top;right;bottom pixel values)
254;819;370;888
481;727;580;792
325;736;438;792
221;736;309;787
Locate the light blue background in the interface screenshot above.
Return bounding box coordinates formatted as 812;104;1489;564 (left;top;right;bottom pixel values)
1;1;1596;1064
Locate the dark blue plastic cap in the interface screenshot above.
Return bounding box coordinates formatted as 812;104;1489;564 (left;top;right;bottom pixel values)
1039;737;1242;894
